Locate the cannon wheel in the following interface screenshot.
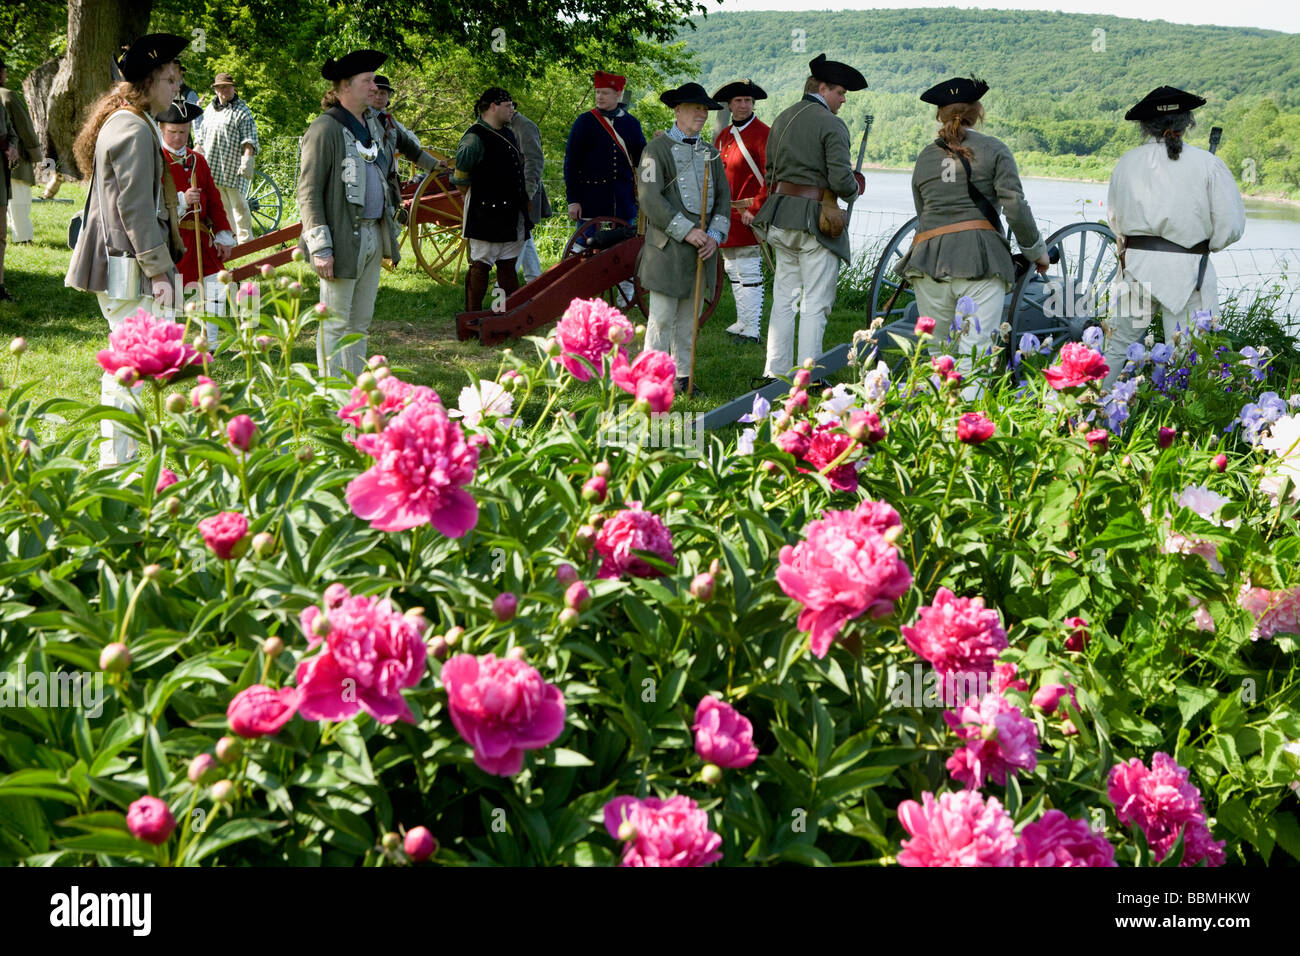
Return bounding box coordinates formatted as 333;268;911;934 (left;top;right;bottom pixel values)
866;216;918;327
408;156;468;284
246;170;283;237
1006;221;1118;356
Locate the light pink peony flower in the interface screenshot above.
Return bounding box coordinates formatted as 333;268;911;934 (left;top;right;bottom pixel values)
338;375;440;430
155;468;179;494
1189;596;1216;632
96;309;201;383
295;585;428;724
777;499;912;658
693;696;759;769
127;795;177;845
944;692;1039;789
1043;342;1109;390
1260;414;1300;504
896;790;1017;867
226;414;257;452
603;794;723;867
1014;810;1116;866
198;511;249;560
1107;752;1225;867
227;683;300;738
440;653;566;775
1237;583;1300;641
450;379;515;428
593;502;675;579
957;412;995;444
612;349;676;413
553;297;633;381
903;588;1008;678
347;391;479;536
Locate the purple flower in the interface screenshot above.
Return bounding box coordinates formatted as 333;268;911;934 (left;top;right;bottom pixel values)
1193;309;1214;334
1082;325;1104;350
1150;343;1173;365
738;393;771;424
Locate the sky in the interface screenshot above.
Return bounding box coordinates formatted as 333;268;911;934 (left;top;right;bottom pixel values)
709;0;1300;34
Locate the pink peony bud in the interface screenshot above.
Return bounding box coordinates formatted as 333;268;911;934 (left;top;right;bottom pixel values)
444;626;464;647
198;511;249;560
260;264;275;279
506;645;527;660
156;468;179;494
1212;453;1227;472
617;820;637;842
1064;616;1090;653
126;796;176;845
429;635;449;660
10;337;28;356
211;779;235;802
263;636;284;658
575;524;597;548
215;735;243;763
404;826;438;862
690;572;715;602
666;491;683;508
382;831;402;852
188;753;217;783
227;684;300;738
593;461;612;479
251;531;275;558
313;302;328;316
1085;428;1109;453
556;563;579;586
582;475;608;503
115;366;138;387
1032;683;1070;715
165;392;188;414
915;316;936;336
226;414;258;452
492;592;518;622
1158;426;1176;449
700;763;724;786
565;580;590;610
99;642;130;673
793;369;812;388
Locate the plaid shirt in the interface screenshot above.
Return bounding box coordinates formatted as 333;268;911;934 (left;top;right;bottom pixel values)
196;96;259;190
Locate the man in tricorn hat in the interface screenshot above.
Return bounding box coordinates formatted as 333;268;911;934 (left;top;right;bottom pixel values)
368;74;443;225
157;98;235;348
298;49;399;378
751;54;866;382
2;56;43;253
712;79;770;346
195;72;259;243
636;82;730;394
1102;86;1245;386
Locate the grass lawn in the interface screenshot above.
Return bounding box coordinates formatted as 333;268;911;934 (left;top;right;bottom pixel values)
0;184;872;427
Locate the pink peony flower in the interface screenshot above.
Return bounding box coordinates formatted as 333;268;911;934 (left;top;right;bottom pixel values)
226;414;257;452
1189;596;1216;632
347;390;479;536
903;588;1008;678
155;468;178;494
896;790;1017;867
776;420;812;458
553;297;633;381
440;653;566;775
593;502;675;579
1031;682;1077;716
1107;752;1225;867
1014;810;1116;867
612;349;676;413
96;309;201;383
944;692;1039;789
777;498;912;658
603;794;723;867
1158;426;1177;449
932;355;955;375
993;661;1028;693
198;511;249;560
693;696;759;769
1064;616;1090;652
295;585;428;724
957;412;995;444
1043;342;1109;390
338;375;440;430
915;316;936;335
1237;583;1300;641
799;423;858;492
848;408;886;444
227;683;300;738
127;795;177;845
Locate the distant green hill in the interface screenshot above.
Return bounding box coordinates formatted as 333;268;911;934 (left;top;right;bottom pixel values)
677;9;1300;196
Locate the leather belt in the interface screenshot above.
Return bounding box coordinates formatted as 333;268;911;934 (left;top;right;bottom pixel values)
730;198;754;210
912;219;996;245
1123;235;1210;255
774;181;823;200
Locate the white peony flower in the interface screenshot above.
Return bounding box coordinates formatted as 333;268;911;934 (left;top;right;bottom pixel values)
450;379;515;428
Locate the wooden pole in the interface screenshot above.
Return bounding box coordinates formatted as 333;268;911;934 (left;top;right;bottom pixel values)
686;149;711;397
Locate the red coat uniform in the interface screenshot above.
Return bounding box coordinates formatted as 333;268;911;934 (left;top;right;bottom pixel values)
163;147;233;285
713;116;770;249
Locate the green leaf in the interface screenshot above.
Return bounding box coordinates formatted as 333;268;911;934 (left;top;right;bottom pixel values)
144;724;169;795
1174;683;1218;727
188;818;283;864
536;748;593;767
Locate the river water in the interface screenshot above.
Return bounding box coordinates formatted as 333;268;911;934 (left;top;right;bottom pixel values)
848;168;1300;319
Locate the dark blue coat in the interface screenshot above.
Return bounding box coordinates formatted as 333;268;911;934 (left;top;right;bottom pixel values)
563;109;646;222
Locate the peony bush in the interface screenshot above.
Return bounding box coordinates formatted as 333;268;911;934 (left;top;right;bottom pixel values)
0;278;1298;867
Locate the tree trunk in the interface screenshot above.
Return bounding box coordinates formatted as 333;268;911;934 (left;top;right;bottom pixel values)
42;0;153;180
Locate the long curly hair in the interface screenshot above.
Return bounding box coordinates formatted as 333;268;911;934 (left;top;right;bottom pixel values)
73;67;173;178
936;102;985;160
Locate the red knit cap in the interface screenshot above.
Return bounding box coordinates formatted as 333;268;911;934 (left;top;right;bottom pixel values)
593;71;626;93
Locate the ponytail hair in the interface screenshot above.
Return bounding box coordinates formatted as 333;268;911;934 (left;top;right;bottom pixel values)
935;102;984;160
1138;112;1195;160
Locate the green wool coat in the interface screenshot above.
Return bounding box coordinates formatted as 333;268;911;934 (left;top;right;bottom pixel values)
750;95;858;263
635;133;731;300
0;86;40;186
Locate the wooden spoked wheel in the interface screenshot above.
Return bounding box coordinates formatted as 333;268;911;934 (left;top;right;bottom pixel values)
407;152;468;284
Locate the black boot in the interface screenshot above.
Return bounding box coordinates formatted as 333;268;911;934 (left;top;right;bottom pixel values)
465;260;491;312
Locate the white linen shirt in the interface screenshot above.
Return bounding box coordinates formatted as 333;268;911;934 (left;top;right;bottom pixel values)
1107;137;1246;314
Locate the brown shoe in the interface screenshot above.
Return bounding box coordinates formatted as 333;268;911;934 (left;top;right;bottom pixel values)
465;261;491;312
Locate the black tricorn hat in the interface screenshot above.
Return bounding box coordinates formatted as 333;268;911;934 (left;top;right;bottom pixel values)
321;49;388;82
660;82;723;110
808;54;867;92
374;74;393;92
118;34;187;83
713;79;767;103
1125;86;1206;121
156;99;203;124
921;76;989;107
